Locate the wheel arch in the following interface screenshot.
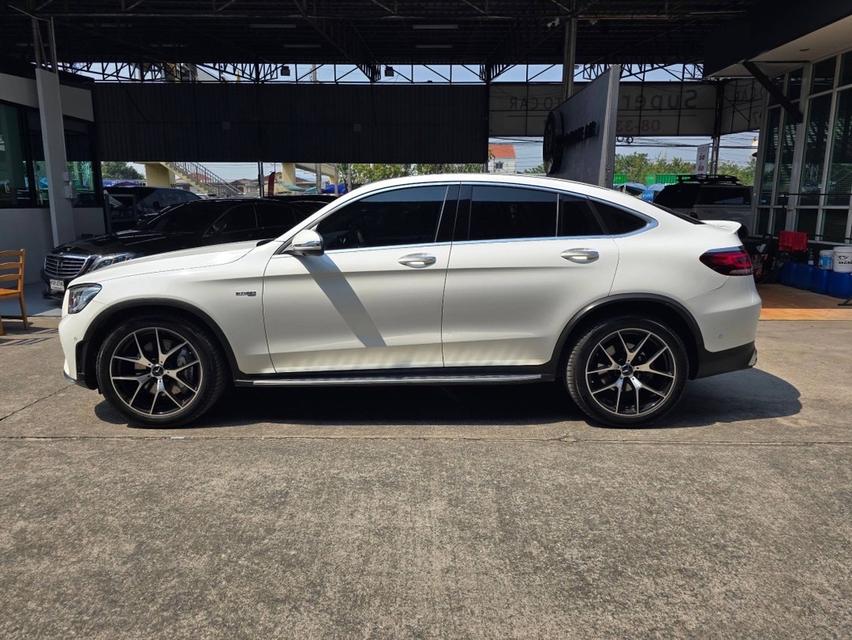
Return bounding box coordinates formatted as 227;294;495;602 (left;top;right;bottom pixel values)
551;294;705;379
77;299;240;390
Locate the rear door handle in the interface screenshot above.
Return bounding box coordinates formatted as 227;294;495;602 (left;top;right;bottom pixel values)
561;248;600;264
398;253;437;268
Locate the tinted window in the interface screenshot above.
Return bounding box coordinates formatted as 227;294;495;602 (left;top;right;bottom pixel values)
468;186;556;241
558;195;604;236
654;184;699;208
591;201;646;234
696;186;751;206
214;203;257;233
317;186;447;250
148;201;229;233
256;201;298;231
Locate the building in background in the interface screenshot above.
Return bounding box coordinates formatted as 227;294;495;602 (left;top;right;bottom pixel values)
488;144;516;174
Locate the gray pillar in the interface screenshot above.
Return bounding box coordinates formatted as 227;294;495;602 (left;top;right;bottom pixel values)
35;68;75;245
560;8;578;101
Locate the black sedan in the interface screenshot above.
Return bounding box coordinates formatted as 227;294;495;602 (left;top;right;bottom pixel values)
42;197;333;297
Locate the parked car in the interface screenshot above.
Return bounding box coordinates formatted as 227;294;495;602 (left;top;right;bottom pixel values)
654;175;755;236
639;183;668;202
614;182;646;197
58;174;760;428
106;186;200;231
42;197;327;297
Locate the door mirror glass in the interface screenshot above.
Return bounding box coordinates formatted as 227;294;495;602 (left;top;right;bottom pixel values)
287;229;324;256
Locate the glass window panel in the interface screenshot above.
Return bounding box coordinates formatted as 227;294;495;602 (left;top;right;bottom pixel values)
468;186;556;241
775;110;797;201
0;104;31;208
827;88;852;206
799;93;832;205
838;51;852;88
591;201;646;234
795;209;818;238
759;108;781;206
756;208;770;235
773;207;787;235
787;68;803;101
811;57;836;94
821;210;849;243
318;185;447;249
557;195;604;237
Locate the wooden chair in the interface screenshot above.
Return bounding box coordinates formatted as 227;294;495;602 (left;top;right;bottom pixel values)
0;249;29;336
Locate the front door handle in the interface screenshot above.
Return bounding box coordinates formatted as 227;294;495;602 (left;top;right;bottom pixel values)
561;248;600;264
398;253;437;268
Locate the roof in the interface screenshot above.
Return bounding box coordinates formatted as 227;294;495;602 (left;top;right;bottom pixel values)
489;144;516;160
2;1;761;69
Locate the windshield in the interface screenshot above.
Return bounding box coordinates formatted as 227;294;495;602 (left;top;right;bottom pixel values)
142;201;228;233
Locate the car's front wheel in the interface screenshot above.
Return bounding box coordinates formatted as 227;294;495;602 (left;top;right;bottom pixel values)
96;315;228;426
565;316;688;427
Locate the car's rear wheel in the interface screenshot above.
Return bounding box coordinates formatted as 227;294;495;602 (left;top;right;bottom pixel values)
96;315;228;426
565;316;688;427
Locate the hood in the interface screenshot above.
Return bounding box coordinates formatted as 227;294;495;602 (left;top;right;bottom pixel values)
52;228;197;257
70;239;264;285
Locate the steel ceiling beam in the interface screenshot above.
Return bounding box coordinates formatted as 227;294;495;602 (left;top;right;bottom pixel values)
291;0;381;82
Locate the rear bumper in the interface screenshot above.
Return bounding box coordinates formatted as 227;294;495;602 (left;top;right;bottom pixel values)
694;341;757;379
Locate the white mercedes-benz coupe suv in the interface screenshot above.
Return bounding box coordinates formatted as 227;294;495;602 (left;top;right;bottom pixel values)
58;174;761;427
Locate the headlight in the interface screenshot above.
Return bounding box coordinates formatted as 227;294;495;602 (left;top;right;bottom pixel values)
89;253;136;271
67;284;101;314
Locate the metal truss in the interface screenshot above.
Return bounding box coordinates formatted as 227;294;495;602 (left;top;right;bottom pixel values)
577;62;704;82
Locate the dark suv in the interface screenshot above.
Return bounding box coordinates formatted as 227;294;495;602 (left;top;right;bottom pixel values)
106;186;200;231
42;197;328;297
654;175;754;236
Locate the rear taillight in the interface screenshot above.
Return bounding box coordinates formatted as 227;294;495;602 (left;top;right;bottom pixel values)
699;248;753;276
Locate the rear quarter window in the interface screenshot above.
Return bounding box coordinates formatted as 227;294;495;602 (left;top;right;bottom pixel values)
589;201;647;234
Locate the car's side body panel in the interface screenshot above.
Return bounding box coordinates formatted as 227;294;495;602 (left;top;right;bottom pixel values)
262;243;451;372
441;236;619;366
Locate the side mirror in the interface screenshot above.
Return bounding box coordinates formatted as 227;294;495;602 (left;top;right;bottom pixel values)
286;229;324;256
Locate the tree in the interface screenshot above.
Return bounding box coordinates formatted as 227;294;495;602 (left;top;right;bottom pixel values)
614;152;756;185
101;161;143;180
525;164;546;174
339;162;483;186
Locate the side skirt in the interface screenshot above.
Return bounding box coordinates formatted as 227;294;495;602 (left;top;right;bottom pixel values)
235;372;551;388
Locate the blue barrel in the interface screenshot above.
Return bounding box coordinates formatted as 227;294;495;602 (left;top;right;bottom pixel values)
790;263;813;289
809;268;830;294
778;261;795;285
827;272;852;298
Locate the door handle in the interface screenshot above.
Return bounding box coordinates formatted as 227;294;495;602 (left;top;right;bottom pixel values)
398;253;437;268
561;248;600;264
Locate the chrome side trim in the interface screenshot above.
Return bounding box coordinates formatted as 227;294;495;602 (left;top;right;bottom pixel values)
236;373;545;387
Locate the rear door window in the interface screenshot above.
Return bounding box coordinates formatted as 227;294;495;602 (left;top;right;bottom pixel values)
466;185;557;241
558;194;605;236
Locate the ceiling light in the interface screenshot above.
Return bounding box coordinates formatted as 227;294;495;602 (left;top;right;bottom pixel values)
280;65;291;76
384;65;394;77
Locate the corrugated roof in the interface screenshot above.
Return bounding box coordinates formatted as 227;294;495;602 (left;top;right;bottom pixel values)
489;144;516;159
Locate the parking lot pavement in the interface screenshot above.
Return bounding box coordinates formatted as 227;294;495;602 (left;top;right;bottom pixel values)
1;319;850;638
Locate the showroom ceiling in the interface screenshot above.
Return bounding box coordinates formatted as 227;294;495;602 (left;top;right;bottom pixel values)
2;1;759;70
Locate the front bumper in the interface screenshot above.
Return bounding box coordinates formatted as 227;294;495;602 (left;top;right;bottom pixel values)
694;341;757;379
58;299;103;389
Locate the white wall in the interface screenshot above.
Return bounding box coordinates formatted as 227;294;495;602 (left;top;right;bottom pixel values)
0;207;105;284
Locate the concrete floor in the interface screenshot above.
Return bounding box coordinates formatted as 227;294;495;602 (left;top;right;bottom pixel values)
0;319;850;638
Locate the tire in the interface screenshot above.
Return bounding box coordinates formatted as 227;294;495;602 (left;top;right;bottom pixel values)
96;314;228;426
564;316;688;427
